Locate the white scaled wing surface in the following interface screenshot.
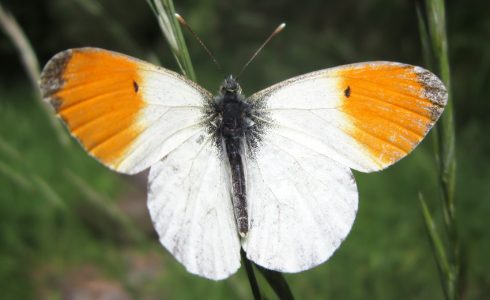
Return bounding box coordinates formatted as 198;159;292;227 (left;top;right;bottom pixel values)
242;133;358;272
147;131;241;280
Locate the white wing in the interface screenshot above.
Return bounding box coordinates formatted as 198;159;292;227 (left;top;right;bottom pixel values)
147;130;241;280
242;133;358;272
40;48;212;174
248;62;447;172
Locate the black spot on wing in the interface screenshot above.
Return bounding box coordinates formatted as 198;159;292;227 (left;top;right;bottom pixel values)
344;86;351;98
133;80;139;93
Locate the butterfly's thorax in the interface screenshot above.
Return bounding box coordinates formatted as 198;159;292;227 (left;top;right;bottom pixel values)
221;94;246;139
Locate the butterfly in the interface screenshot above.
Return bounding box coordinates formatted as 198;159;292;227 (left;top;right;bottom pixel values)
39;47;447;280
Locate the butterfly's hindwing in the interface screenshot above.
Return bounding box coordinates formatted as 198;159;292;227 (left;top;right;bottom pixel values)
242;132;358;272
148;130;241;280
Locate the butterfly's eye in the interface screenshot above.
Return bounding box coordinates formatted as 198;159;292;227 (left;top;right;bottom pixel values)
224;84;237;92
221;75;241;93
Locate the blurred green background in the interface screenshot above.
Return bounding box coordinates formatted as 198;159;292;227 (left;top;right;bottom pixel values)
0;0;489;299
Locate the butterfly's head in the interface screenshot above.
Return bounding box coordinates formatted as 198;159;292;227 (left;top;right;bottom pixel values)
221;75;242;95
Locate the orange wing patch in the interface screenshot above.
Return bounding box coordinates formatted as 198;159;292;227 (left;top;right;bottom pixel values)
40;49;145;168
337;63;446;168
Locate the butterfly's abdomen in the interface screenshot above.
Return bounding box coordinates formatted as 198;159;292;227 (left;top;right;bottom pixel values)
224;137;248;236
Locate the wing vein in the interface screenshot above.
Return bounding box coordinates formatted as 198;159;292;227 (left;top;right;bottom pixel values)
87;122;135;153
339;108;425;139
268;138;347;196
71;108;167;134
265;142;325;231
121;125;203;170
152;133;210;224
177;137;214;265
116;105;203;168
345;93;432;121
339;75;431;103
57;89;128;113
304;110;410;154
249;157;281;251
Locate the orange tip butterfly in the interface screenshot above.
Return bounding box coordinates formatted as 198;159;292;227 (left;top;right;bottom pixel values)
39;44;446;280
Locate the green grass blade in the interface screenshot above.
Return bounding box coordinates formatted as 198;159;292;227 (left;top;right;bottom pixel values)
256;264;295;300
148;0;196;81
30;174;66;209
0;3;70;148
427;0;456;227
0;136;24;163
426;0;458;268
420;196;448;273
415;3;434;71
65;170;146;243
241;249;263;300
0;160;33;191
418;0;459;298
0;136;65;208
419;194;450;290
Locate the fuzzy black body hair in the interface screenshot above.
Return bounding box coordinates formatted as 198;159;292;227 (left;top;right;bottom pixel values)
202;75;270;236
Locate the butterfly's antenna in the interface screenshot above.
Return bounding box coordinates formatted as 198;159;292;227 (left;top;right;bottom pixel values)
175;13;222;71
236;23;286;79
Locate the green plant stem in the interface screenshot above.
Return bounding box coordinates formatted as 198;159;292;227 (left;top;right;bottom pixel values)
65;170;145;243
0;3;70;148
417;0;459;298
256;265;295;300
241;249;263;300
148;0;196;81
427;0;457;252
419;194;450;300
0;136;66;208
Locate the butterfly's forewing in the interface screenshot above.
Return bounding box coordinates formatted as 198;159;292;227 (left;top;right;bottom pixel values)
40;48;212;174
242;133;358;272
148;131;241;280
249;62;447;172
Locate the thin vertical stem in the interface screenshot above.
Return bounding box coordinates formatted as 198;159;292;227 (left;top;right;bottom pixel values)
0;3;70;148
241;249;263;300
417;0;459;298
256;265;295;300
147;0;196;81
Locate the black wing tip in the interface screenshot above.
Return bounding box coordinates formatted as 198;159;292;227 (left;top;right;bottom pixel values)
413;66;448;123
414;66;448;106
39;49;74;110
